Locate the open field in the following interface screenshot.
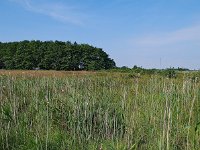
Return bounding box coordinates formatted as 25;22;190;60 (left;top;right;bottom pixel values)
0;70;200;149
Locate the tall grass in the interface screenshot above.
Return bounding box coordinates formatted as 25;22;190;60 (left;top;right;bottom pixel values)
0;71;200;149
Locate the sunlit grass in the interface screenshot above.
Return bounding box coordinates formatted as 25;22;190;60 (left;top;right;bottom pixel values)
0;71;200;149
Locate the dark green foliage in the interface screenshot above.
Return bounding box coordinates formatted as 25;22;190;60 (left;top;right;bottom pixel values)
0;40;116;70
0;60;4;69
163;68;177;78
109;65;189;78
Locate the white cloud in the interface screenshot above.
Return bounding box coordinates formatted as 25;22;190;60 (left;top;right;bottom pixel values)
8;0;85;25
132;24;200;47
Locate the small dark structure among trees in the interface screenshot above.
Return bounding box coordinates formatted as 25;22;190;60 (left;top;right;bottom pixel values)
0;61;5;69
0;40;116;70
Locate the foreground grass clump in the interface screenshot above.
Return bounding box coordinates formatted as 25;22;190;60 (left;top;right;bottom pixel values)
0;71;200;149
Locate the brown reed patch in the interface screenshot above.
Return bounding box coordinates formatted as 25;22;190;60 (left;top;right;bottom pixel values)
0;70;97;77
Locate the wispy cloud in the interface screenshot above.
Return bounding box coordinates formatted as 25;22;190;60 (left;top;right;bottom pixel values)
132;24;200;47
8;0;85;25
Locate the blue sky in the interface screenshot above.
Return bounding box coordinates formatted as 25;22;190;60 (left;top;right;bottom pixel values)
1;0;200;69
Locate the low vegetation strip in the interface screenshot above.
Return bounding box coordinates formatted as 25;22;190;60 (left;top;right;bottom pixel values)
0;70;97;77
0;71;200;149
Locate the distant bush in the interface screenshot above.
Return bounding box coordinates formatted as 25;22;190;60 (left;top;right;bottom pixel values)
163;68;177;78
128;72;140;78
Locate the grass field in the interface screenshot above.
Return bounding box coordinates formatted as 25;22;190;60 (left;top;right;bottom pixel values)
0;70;200;150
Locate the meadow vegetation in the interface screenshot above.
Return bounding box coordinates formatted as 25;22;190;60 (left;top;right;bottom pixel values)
0;70;200;149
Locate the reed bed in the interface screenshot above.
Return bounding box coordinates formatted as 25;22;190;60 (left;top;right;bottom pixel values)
0;71;199;149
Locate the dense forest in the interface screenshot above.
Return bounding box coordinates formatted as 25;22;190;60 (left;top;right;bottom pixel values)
0;40;116;70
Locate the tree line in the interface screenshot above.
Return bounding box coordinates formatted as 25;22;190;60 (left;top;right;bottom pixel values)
110;65;191;78
0;40;116;70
